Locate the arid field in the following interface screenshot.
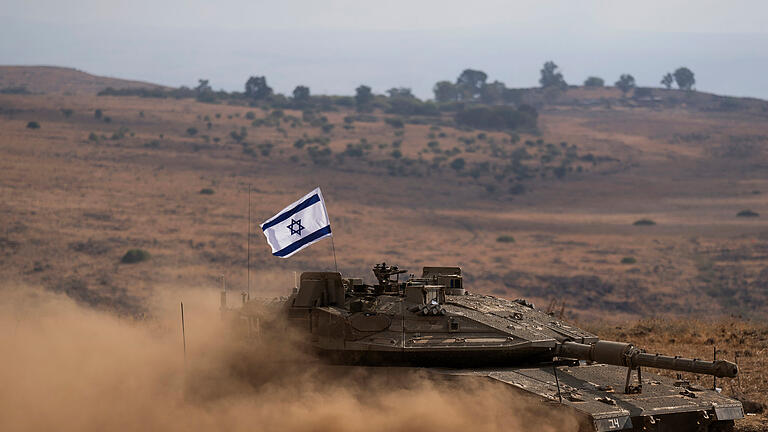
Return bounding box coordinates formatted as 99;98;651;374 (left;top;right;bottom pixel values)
1;66;766;430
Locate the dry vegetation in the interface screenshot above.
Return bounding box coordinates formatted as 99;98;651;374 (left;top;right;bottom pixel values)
587;318;768;431
1;66;767;429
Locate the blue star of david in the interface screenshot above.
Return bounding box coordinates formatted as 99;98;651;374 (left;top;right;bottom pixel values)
287;218;305;236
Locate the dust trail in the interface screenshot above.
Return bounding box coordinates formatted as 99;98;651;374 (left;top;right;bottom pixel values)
0;285;579;432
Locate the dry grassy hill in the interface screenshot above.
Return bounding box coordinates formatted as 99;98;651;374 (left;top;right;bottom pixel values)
1;66;768;430
0;67;767;322
0;66;166;95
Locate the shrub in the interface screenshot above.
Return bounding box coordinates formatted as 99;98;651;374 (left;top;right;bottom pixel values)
385;117;404;128
633;87;652;98
0;86;30;94
736;209;759;217
321;124;334;133
496;235;515;243
633;219;656;226
455;105;537;130
584;76;604;87
88;132;98;141
26;121;40;129
186;127;198;136
199;188;215;195
98;87;168;98
60;108;74;118
450;157;466;171
553;165;567;179
121;249;150;264
620;257;637;264
386;98;440;116
245;111;256;120
111;127;129;140
508;184;526;195
94;109;103;119
307;146;332;164
343;143;366;158
230;128;247;143
258;142;274;156
391;149;402;159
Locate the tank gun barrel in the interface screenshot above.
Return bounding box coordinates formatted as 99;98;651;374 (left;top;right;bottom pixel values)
556;340;738;378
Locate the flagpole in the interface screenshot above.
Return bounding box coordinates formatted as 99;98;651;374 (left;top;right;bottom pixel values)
247;184;251;300
330;235;339;274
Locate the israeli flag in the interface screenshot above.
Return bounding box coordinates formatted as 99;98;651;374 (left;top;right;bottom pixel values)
260;187;332;258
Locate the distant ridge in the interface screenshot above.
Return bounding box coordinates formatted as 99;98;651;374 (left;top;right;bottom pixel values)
0;65;167;95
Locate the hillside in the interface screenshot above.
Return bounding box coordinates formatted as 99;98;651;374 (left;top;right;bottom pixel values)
0;67;767;322
1;66;768;430
0;66;167;95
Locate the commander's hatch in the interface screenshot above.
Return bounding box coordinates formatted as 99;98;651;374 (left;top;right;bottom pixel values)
422;266;464;295
405;284;446;305
293;272;344;307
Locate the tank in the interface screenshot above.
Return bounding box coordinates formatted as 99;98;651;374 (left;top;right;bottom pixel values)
224;263;744;432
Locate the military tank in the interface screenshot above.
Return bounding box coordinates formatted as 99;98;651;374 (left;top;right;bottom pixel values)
223;263;743;432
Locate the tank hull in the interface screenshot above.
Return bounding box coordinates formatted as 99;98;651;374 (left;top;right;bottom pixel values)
436;363;743;432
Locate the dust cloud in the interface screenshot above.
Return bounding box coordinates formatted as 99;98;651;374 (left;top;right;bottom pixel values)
0;284;579;432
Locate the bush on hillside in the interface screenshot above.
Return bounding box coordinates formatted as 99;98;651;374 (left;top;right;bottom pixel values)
455;105;537;131
385;98;440;116
736;209;759;217
633;219;656;226
121;249;150;264
0;86;30;94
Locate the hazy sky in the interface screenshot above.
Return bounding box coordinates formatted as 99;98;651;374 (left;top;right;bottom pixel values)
2;0;767;99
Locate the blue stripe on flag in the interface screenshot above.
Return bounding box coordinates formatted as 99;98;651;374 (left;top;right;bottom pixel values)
261;193;320;231
273;225;332;257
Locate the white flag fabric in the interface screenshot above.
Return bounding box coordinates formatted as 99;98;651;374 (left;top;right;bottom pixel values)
260;187;332;258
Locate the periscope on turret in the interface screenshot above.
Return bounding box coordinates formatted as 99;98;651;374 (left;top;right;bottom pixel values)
222;263;744;432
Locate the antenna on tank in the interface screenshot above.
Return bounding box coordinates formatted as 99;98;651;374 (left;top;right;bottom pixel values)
713;346;717;391
219;275;227;318
247;184;251;300
180;301;187;365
